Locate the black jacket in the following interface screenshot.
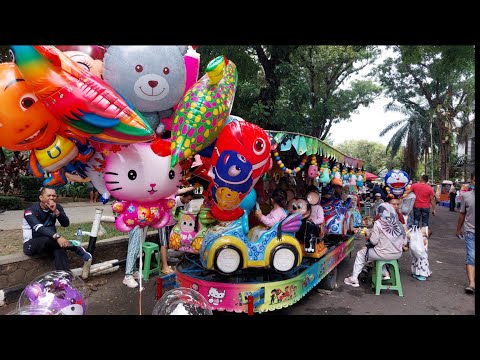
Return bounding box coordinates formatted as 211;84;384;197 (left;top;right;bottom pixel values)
23;203;70;239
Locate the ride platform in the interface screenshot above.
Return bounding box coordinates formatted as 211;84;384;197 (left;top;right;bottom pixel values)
173;235;355;313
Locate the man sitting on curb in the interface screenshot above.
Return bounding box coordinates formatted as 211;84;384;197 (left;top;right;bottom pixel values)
22;187;92;271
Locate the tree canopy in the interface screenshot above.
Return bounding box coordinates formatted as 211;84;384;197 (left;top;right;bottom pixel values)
336;139;403;175
375;45;475;180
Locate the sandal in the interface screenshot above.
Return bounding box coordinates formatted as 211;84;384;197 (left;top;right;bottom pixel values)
161;266;174;275
465;286;475;294
412;274;427;281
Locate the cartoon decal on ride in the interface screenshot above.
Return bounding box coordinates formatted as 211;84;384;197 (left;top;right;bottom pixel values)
208;287;226;306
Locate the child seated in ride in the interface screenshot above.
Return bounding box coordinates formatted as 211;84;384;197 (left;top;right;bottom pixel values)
288;197;325;256
251;189;288;242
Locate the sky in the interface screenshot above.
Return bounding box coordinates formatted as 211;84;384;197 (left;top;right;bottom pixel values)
328;46;404;147
329;96;404;147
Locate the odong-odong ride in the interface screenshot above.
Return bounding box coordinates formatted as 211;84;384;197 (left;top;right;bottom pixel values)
173;129;366;313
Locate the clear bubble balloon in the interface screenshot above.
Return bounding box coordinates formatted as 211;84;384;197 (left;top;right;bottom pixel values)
8;305;54;315
17;270;88;315
152;288;212;315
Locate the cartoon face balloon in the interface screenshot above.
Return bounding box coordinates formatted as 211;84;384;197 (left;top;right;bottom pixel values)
103;46;188;113
55;45;107;60
0;63;59;151
384;169;410;197
63;50;103;78
10;45;154;145
208;117;271;221
104;142;182;204
212;116;271;185
105;143;182;231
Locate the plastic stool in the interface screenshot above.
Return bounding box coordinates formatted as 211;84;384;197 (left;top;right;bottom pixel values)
142;242;160;281
371;259;403;296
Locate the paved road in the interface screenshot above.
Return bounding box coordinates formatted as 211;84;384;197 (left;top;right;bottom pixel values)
0;199;205;231
0;204;474;315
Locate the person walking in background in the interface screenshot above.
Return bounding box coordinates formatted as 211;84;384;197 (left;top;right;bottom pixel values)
23;187;91;271
411;175;436;228
87;181;99;203
372;193;384;216
456;173;475;295
449;182;457;211
410;226;432;281
400;189;416;228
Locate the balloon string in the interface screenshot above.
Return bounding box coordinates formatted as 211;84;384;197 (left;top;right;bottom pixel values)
138;227;147;315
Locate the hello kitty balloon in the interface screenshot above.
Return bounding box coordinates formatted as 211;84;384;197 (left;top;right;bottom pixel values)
104;143;182;232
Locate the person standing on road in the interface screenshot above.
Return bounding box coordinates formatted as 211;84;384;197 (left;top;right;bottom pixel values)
449;183;457;212
400;189;416;228
22;187;92;271
87;181;99;203
410;175;436;228
456;173;475;295
122;188;195;288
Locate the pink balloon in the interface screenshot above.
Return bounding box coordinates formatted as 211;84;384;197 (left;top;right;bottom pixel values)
104;142;182;231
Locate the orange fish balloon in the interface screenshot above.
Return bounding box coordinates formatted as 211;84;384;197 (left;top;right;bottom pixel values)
9;45;154;145
0;62;94;187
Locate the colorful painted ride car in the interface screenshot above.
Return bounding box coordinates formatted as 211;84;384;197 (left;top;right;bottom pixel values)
169;208;217;254
200;212;303;275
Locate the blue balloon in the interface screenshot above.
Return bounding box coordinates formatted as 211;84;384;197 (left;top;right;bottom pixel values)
240;188;257;213
384;169;410;197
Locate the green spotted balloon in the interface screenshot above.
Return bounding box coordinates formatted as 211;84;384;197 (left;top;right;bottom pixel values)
170;55;237;168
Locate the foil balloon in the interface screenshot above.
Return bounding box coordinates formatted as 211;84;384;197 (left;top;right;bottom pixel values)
78;152;111;204
0;62;95;187
209;117;271;221
63;50;103;78
166;55;238;166
384;169;410;197
9;45;154;145
104;142;182;232
54;45;107;60
103;45;199;138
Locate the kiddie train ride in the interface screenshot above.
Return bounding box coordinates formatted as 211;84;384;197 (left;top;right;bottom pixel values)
173;130;366;313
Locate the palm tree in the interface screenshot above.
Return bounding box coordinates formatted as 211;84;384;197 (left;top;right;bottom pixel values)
455;114;475;181
379;104;435;177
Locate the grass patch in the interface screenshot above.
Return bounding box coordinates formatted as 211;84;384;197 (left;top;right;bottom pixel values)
0;222;126;256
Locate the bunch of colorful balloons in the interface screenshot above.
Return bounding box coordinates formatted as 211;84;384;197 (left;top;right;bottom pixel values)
1;45;274;231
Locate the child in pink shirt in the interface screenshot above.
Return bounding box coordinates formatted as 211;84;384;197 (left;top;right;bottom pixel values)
255;189;288;227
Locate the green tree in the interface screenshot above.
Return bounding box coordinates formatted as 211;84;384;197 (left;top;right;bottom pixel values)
287;46;382;139
376;45;475;180
379;104;437;178
336;139;400;174
197;45;298;128
197;46;382;139
455;115;475;181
